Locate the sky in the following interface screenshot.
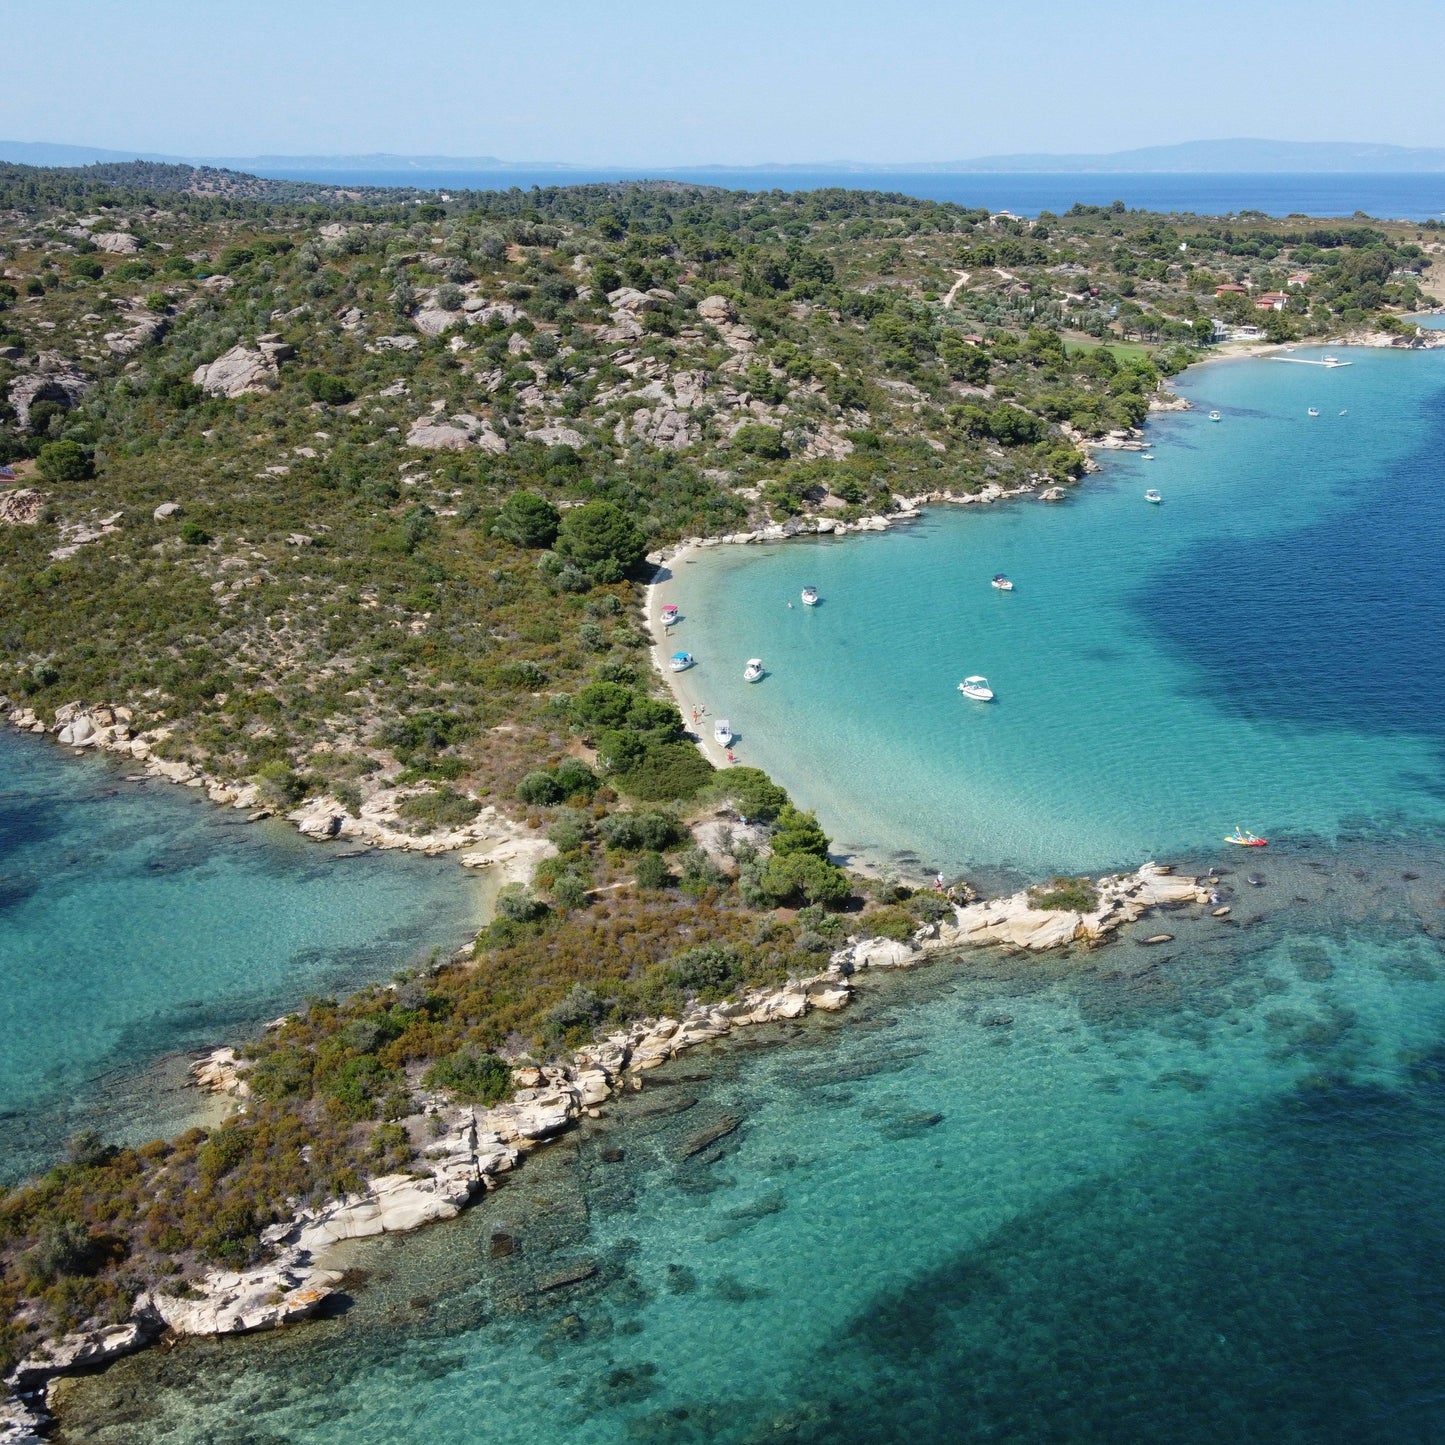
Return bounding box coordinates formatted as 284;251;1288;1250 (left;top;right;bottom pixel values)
5;0;1445;165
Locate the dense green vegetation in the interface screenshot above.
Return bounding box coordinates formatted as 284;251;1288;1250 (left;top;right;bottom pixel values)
0;161;1435;1373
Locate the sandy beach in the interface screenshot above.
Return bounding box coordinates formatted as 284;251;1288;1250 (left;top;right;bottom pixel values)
645;542;737;769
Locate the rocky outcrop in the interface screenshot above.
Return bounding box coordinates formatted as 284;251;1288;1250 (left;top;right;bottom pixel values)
406;412;506;453
525;424;586;449
188;1046;250;1097
93;231;141;255
51;512;122;562
937;863;1209;951
8;363;88;430
133;1258;342;1337
458;834;558;882
192;344;282;398
0;490;44;526
6;1322;157;1394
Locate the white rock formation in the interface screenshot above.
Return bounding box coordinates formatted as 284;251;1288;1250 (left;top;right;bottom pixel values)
192;346;277;398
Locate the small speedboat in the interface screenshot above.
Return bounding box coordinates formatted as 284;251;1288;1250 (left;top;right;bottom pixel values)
669;651;694;673
958;675;994;702
1323;355;1344;367
1144;489;1162;504
1225;828;1268;848
1307;407;1320;417
1142;452;1154;461
1209;411;1222;422
743;658;765;683
801;586;819;607
991;573;1014;592
661;604;679;627
713;719;733;747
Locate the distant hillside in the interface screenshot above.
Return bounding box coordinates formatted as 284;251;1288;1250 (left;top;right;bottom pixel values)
6;138;1445;177
947;139;1445;174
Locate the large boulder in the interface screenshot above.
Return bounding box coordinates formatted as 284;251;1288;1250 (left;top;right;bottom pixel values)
6;1322;156;1394
192;345;277;398
93;231;141;255
133;1259;341;1336
697;294;737;323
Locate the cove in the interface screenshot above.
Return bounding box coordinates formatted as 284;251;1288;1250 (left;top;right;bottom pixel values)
0;731;484;1179
660;344;1445;880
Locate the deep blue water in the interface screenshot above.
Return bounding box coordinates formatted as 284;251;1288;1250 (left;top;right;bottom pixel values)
256;167;1445;219
0;733;484;1178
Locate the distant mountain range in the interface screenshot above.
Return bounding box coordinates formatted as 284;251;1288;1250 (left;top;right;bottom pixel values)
6;138;1445;175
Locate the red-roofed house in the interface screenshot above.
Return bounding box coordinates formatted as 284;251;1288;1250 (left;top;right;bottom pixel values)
1287;271;1311;287
1254;292;1290;312
1215;282;1248;297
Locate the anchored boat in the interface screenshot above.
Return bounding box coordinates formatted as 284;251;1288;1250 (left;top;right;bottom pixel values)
1225;827;1268;848
1209;411;1222;422
801;586;819;606
1144;489;1162;504
958;675;995;702
1307;407;1320;417
743;658;765;683
713;718;733;747
991;573;1014;591
669;651;694;673
661;604;680;627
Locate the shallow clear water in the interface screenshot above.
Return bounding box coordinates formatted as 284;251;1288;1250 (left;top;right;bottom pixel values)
0;733;484;1177
663;346;1445;880
61;844;1445;1443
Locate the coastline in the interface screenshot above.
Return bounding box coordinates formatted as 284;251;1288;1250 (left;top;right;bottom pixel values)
10;331;1445;1438
7;861;1213;1440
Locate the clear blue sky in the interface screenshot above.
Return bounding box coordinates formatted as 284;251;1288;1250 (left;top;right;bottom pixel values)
5;0;1443;164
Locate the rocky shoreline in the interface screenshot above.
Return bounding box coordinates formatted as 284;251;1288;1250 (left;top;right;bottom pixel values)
1;863;1208;1440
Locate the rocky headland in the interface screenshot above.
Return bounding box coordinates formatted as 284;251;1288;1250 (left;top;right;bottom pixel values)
1;862;1208;1438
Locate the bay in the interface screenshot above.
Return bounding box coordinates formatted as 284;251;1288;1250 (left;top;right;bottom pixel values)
0;735;484;1178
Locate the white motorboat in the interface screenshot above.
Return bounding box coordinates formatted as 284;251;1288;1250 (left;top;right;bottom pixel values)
991;573;1014;591
1141;452;1154;460
958;675;994;702
660;604;680;628
801;586;819;606
1307;407;1320;417
1323;355;1344;367
743;658;765;683
1209;411;1222;422
713;719;733;747
1144;489;1162;504
669;651;694;673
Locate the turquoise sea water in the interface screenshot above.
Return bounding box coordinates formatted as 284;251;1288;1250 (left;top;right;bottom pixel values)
53;345;1445;1441
0;733;484;1179
62;846;1445;1442
661;345;1445;881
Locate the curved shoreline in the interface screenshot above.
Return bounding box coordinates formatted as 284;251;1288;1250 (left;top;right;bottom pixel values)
5;863;1212;1439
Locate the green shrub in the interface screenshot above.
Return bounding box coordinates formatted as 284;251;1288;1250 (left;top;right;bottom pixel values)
255;760;306;806
423;1047;512;1104
1028;876;1100;912
615;741;714;801
667;944;742;997
494;883;548;923
302;371;355;406
598;811;680;852
493;490;560;548
718;767;790;823
179;520;212;546
396;787;481;830
634;850;671;890
517;770;564;805
555;501;647;582
35;439;94;481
